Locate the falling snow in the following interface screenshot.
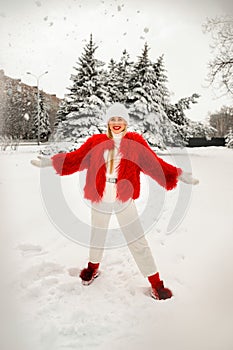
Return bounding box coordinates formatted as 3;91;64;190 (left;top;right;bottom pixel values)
144;27;149;33
35;1;42;7
24;113;30;121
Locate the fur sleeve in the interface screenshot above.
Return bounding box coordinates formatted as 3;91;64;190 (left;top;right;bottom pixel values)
130;132;182;190
51;135;94;176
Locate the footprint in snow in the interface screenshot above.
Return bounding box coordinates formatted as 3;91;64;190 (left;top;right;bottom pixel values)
67;267;80;277
17;243;47;256
20;261;65;288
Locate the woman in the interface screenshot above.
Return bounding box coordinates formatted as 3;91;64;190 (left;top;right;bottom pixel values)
31;102;198;300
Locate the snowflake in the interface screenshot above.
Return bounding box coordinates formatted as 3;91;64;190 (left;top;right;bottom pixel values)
35;1;42;7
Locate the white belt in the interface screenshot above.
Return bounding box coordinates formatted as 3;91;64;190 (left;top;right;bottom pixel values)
106;178;117;183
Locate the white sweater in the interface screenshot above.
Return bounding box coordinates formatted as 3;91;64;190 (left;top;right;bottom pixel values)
104;132;123;179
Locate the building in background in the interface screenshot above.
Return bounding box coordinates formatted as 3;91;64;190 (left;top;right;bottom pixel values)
0;69;61;140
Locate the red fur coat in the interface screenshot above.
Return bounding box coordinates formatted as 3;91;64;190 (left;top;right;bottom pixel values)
51;132;182;202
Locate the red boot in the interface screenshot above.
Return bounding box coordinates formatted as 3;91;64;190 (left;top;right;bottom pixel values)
148;272;173;300
79;262;100;286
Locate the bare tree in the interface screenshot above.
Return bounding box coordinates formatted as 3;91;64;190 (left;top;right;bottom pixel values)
203;15;233;97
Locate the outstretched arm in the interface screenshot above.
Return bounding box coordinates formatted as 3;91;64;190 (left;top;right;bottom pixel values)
140;147;183;190
132;133;198;189
31;135;94;175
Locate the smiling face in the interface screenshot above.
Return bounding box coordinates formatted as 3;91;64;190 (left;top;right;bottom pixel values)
108;116;127;134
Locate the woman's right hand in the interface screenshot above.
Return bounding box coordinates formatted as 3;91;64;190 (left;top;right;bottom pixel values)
178;171;199;185
31;155;52;168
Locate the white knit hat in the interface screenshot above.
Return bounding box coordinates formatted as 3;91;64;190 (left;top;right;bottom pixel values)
104;102;130;125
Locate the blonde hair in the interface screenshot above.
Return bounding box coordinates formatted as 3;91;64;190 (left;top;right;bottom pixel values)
106;124;127;174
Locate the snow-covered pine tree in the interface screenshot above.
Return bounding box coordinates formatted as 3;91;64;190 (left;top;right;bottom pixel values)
127;43;178;148
164;94;201;144
107;58;120;103
151;55;200;146
106;50;134;104
115;49;134;103
128;43;155;116
152;55;170;108
32;92;51;142
54;100;68;127
165;94;200;126
225;126;233;148
50;39;202;152
151;55;185;147
54;34;109;143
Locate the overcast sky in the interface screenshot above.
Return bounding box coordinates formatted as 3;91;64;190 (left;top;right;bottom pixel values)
0;0;233;121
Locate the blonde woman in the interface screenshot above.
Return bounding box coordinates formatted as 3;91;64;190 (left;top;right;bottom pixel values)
31;103;198;300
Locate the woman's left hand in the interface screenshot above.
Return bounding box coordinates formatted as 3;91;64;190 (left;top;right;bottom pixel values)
178;171;199;185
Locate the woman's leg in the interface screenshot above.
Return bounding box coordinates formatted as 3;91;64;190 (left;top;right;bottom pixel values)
89;205;112;263
89;182;116;263
115;200;158;277
80;197;112;285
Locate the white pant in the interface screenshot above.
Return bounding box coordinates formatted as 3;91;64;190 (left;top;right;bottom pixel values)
89;182;157;277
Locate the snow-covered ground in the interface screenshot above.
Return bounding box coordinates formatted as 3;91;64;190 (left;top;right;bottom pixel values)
0;146;233;350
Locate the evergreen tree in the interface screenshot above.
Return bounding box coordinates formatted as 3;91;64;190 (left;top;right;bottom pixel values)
54;34;109;141
126;43;180;148
32;92;51;142
51;39;202;151
106;50;134;104
150;55;184;147
152;55;170;109
166;95;197;143
107;58;120;102
128;43;157;116
40;92;51;141
165;94;200;126
54;100;69;127
116;49;134;103
164;93;200;143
